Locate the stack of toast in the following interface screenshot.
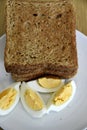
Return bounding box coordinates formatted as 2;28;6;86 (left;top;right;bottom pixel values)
4;0;78;81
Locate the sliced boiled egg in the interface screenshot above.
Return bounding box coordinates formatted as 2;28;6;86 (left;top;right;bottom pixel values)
20;82;46;118
0;82;21;116
27;77;65;93
47;80;76;113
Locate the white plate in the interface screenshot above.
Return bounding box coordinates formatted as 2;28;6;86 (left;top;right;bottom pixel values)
0;31;87;130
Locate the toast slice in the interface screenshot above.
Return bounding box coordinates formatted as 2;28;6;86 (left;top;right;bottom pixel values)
5;0;78;80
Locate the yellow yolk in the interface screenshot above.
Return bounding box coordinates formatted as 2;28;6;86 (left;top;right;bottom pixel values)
38;77;61;89
53;82;72;106
24;89;43;111
0;88;17;110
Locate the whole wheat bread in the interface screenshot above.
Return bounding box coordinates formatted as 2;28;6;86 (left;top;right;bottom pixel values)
5;0;78;81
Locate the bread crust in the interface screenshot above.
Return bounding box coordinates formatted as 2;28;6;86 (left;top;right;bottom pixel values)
12;70;77;81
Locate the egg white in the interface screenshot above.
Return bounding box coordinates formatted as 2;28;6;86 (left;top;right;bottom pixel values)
27;79;65;93
20;82;47;118
0;82;21;116
47;80;77;113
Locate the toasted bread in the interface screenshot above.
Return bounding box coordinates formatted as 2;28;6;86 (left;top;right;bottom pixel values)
4;0;78;81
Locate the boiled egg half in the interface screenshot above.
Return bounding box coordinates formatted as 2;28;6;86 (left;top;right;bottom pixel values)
27;77;64;93
0;82;21;116
20;82;46;118
47;80;76;113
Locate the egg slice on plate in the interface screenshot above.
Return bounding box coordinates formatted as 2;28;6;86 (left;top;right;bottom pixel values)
27;77;65;93
0;82;21;116
20;82;47;118
47;80;76;113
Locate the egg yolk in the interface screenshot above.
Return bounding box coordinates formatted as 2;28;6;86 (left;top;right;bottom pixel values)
0;88;17;110
24;89;43;111
38;77;61;89
53;82;72;106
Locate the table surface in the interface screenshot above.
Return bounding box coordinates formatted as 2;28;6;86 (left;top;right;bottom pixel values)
0;0;87;36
